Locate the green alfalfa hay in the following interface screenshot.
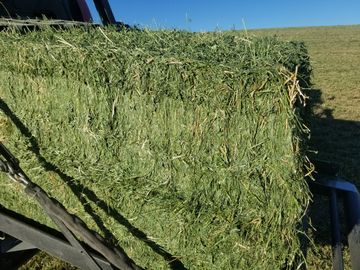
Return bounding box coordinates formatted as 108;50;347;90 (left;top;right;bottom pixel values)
0;26;311;269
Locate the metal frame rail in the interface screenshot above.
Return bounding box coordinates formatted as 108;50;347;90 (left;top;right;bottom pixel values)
93;0;116;25
309;160;360;270
0;206;115;269
0;142;142;270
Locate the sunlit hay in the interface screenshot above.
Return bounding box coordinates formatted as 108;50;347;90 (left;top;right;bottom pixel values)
0;25;312;269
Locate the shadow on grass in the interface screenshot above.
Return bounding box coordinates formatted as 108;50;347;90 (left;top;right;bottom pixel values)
305;88;360;259
0;99;187;270
307;89;360;182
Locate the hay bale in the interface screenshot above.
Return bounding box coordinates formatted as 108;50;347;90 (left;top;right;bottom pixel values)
0;26;311;269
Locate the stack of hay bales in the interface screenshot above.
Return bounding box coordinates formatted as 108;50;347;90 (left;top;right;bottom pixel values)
0;26;311;269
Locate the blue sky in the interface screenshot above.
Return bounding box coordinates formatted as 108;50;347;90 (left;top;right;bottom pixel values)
87;0;360;31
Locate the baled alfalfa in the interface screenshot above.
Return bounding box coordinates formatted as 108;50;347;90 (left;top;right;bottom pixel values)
0;26;311;269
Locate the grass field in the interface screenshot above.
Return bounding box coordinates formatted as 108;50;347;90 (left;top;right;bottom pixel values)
9;24;360;269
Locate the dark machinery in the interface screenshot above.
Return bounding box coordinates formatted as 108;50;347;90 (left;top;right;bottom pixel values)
0;0;116;25
308;161;360;270
0;142;142;270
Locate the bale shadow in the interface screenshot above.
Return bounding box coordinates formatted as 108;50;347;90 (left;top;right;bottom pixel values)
0;99;187;270
307;88;360;182
305;88;360;255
